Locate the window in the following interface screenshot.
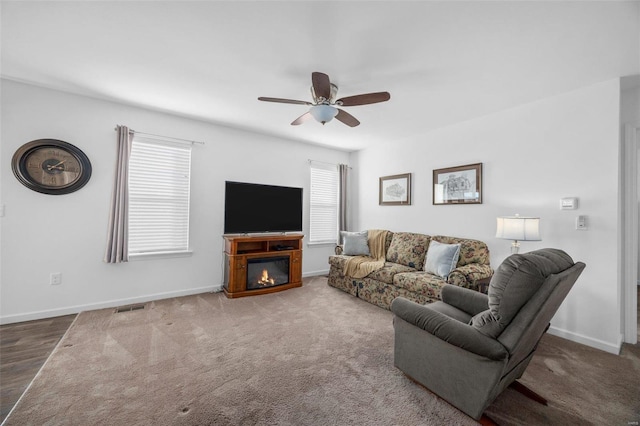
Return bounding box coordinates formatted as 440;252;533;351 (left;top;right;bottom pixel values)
309;162;338;244
128;136;192;256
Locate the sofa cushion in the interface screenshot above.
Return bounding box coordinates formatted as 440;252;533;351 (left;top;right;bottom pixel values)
386;232;431;270
393;271;447;300
358;278;401;310
424;241;461;278
341;230;370;256
432;235;490;266
366;262;416;284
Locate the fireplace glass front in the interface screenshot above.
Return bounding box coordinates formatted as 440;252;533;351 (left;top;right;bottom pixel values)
246;256;290;290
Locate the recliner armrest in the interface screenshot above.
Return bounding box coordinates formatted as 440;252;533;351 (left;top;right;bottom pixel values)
391;297;508;361
441;284;489;316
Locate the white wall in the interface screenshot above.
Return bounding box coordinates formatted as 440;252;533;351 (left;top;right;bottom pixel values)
0;80;348;323
351;79;622;353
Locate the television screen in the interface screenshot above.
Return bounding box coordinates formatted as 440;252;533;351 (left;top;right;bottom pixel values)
224;181;303;234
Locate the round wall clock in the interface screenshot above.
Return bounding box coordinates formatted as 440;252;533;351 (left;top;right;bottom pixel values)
11;139;92;195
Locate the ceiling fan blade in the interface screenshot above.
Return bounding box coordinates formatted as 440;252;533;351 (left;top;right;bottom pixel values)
291;112;312;126
336;92;390;107
258;97;312;106
311;72;331;101
335;109;360;127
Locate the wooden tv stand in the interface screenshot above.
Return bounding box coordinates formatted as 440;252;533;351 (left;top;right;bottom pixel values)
223;234;303;298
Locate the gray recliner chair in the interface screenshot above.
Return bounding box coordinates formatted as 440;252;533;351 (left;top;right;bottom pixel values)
390;248;585;421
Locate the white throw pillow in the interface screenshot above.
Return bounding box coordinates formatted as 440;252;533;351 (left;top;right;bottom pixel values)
424;240;461;278
341;231;370;256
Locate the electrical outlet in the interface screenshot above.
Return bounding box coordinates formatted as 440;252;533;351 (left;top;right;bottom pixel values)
50;272;62;285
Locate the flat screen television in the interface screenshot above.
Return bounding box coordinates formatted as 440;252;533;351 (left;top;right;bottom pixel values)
224;181;303;234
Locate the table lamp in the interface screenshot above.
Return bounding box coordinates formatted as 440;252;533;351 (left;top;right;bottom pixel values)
496;214;541;254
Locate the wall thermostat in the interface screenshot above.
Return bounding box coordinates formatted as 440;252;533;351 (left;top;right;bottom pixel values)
560;197;578;210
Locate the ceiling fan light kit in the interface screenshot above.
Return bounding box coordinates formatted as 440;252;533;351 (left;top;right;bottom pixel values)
309;104;338;125
258;72;390;127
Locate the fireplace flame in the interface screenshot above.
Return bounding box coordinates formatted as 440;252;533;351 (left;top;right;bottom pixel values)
258;269;276;286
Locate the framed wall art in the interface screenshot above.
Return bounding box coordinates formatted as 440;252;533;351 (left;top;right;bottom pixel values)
433;163;482;205
379;173;411;205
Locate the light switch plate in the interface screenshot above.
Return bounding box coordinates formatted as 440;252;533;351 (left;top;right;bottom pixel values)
576;215;587;230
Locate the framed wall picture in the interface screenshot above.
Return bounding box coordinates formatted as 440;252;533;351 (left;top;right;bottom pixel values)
433;163;482;205
379;173;411;205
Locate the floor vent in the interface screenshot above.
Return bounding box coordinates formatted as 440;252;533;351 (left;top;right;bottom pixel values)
114;303;146;313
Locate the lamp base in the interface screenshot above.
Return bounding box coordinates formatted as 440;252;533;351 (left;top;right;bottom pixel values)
511;241;521;254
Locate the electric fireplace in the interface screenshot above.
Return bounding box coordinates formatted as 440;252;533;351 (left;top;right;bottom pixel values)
246;256;290;290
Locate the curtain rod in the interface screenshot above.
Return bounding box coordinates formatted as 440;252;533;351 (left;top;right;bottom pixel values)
308;159;352;169
114;126;205;145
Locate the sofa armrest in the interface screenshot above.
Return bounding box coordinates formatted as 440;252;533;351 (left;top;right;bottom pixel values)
390;297;507;361
447;264;494;290
441;284;489;316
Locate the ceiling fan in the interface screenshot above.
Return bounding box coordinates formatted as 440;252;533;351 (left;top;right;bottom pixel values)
258;72;390;127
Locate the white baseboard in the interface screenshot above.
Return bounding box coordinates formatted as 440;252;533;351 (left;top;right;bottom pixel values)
303;269;330;277
0;285;223;325
548;326;622;355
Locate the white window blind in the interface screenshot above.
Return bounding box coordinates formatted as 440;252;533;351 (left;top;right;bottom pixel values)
309;162;339;244
128;136;192;255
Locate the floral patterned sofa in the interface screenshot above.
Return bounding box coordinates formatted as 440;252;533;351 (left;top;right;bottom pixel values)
328;231;493;309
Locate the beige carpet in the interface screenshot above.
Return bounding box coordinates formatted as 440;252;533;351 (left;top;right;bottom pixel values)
4;277;640;425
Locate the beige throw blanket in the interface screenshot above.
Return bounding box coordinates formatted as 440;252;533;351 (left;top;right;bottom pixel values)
343;229;389;279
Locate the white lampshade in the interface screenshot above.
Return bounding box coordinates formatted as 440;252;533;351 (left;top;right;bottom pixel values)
496;215;541;253
309;104;338;124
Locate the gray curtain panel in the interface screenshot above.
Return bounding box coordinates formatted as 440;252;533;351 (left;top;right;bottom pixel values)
104;125;133;263
338;163;348;238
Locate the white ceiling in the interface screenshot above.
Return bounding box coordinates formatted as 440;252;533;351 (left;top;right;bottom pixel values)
2;1;638;151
